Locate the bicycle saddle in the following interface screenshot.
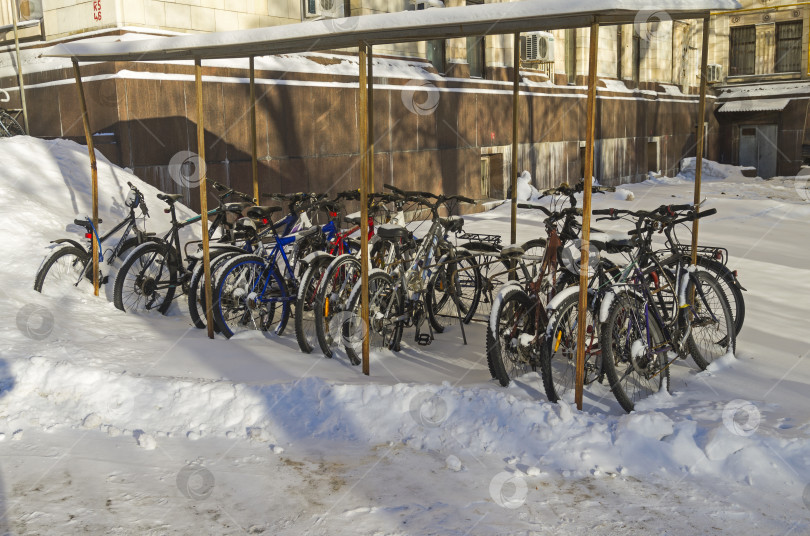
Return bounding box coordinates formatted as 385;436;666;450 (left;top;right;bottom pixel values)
157;193;183;204
377;224;410;240
440;216;464;233
223;202;253;214
73;218;102;228
499;244;524;259
246;205;282;220
344;216;361;226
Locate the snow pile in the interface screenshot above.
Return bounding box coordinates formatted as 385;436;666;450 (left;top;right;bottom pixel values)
0;136;198;282
515;170;539;201
678;157;756;181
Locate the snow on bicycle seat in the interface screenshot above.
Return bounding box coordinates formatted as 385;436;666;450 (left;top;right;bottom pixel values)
223;202;252;213
246;205;282;220
500;244;524;259
439;216;464;233
157;193;183;204
377;223;411;240
590;232;635;254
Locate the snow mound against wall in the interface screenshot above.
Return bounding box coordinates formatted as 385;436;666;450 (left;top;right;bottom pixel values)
678;157;756;181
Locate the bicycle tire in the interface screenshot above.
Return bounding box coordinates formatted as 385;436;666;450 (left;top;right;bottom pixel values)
0;110;24;137
314;254;361;357
601;291;670;413
213;254;289;338
113;241;177;314
541;291;600;403
694;256;745;337
487;287;538;387
426;251;482;333
295;254;335;353
345;271;403;365
685;270;736;370
188;250;239;330
34;245;90;296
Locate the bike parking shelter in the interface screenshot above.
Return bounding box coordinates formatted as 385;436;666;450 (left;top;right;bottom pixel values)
48;0;738;407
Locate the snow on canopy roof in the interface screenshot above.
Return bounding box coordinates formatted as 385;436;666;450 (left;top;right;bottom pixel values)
47;0;739;62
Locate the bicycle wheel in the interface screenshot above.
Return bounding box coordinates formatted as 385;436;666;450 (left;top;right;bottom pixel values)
314;254;361;357
344;271;403;366
113;242;177;313
0;110;24;137
601;291;670;413
459;241;505;321
34;246;90;297
426;252;481;333
541;291;601;403
684;270;736;370
517;238;547;283
486;286;539;387
695;256;745;337
295;254;335;353
213;254;289;338
188;251;239;330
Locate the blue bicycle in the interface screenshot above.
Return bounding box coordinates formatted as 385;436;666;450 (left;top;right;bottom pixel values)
211;196;350;339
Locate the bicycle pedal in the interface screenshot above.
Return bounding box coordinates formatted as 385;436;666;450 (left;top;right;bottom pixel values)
416;333;432;346
101;275;109;285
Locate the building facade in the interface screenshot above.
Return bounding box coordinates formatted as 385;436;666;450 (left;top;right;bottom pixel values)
0;0;807;209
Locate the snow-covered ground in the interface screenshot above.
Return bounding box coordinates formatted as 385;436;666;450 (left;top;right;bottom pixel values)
1;136;809;535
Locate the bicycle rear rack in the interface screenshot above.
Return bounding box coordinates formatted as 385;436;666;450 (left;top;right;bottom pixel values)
457;232;501;246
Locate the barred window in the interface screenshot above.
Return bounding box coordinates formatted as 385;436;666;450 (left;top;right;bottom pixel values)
775;21;802;73
729;26;756;76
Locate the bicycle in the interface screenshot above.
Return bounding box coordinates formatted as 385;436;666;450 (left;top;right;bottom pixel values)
588;206;735;412
341;192;479;365
113;181;253;314
310;190;413;357
0;89;24;137
34;181;152;297
188;191;329;330
486;183;617;387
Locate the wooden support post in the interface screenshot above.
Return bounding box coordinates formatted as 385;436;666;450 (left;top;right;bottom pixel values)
359;43;370;376
195;58;215;339
12;15;29;135
72;60;99;297
367;45;374;195
510;32;520;246
575;21;600;411
691;16;711;266
250;56;259;203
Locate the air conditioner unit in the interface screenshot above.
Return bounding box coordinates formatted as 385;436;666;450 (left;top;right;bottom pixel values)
306;0;344;18
410;0;445;10
521;31;555;63
706;64;723;83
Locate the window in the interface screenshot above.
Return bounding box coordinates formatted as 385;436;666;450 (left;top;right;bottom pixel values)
632;33;640;83
466;0;484;78
565;28;577;84
616;26;623;80
775;21;802;73
17;0;43;20
729;26;756;76
467;36;484;78
427;40;446;74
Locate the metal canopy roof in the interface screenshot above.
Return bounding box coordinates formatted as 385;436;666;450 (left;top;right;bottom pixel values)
718;97;791;113
47;0;739;62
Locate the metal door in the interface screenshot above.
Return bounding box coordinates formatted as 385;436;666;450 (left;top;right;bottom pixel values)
756;124;778;179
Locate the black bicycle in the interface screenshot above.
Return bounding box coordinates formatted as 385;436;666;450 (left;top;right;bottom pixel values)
34;182;152;297
113;182;253;314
